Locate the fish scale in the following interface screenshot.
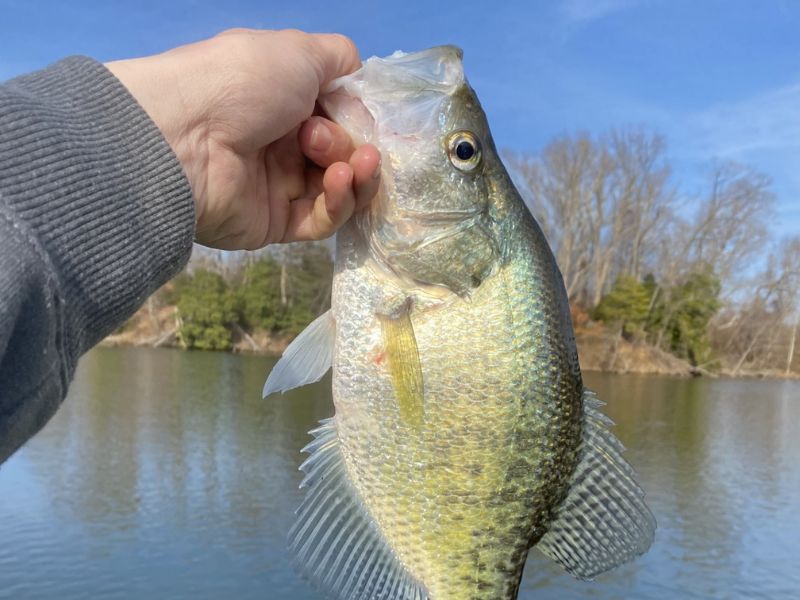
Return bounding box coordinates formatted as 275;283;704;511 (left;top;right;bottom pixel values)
264;45;655;600
334;212;580;599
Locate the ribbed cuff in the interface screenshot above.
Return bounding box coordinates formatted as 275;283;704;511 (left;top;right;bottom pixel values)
0;56;195;364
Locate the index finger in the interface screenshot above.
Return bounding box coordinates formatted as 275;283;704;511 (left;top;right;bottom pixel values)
308;33;361;85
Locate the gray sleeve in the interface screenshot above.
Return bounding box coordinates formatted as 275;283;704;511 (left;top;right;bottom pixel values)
0;56;195;462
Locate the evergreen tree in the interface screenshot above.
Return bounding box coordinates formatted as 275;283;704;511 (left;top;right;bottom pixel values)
662;270;721;366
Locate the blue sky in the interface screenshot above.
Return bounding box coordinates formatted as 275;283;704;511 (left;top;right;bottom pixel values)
1;0;798;236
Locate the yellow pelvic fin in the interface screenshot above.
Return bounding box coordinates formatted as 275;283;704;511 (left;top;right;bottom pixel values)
378;301;424;429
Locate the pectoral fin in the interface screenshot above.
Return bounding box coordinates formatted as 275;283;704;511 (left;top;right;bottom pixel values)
262;310;335;398
378;302;424;429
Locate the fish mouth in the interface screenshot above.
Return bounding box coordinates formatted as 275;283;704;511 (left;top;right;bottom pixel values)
320;45;466;145
322;45;465;97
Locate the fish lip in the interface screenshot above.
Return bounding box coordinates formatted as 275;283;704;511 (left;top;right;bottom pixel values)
319;45;467;147
322;45;465;96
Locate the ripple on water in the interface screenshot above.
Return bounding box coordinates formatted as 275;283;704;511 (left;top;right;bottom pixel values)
0;349;798;599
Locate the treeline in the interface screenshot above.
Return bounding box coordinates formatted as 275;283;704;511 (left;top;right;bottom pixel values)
141;126;798;376
507;128;799;375
160;245;332;351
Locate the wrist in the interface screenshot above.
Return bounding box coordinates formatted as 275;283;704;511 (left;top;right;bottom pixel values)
106;55;208;225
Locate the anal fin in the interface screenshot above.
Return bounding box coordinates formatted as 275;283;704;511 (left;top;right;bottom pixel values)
535;389;656;579
290;418;428;600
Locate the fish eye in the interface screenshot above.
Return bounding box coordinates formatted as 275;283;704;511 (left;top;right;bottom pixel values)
446;131;482;172
456;140;474;160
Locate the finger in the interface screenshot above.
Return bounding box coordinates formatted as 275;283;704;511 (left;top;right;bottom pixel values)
302;166;325;199
283;162;355;242
349;144;381;210
263;132;306;244
299;117;356;167
268;128;307;197
308;33;361;85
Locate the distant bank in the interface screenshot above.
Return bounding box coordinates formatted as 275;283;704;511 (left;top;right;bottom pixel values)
102;302;796;380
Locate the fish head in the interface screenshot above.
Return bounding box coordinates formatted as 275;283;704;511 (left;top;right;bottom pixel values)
322;46;508;297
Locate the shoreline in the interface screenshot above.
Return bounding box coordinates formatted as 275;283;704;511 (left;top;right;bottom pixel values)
101;326;797;381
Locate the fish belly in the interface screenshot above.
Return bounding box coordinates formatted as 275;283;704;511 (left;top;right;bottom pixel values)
332;249;583;599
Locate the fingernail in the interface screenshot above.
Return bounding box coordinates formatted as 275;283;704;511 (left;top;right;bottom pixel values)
309;123;333;153
372;158;382;179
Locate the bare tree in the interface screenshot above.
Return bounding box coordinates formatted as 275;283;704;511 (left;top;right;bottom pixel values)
508;133;606;303
507;127;672;307
710;235;800;375
593;129;672;305
775;237;800;374
685;162;773;291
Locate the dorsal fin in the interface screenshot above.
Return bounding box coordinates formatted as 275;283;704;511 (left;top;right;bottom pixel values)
535;389;656;579
263;310;335;398
290;418;429;600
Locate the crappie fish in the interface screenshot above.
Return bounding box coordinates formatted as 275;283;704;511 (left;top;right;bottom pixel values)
264;46;655;600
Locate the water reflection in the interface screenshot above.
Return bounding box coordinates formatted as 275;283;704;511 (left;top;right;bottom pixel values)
0;349;798;599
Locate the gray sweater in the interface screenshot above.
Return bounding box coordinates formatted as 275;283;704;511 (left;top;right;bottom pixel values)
0;57;195;463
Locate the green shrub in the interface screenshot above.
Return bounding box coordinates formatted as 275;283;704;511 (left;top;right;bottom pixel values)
594;275;654;338
661;270;722;365
176;269;237;351
236;246;333;336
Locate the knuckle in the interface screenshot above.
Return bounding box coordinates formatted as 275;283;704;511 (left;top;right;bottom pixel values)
210;29;253;61
214;27;253;39
278;28;311;48
331;33;358;61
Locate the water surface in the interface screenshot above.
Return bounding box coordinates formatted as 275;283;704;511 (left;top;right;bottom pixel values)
0;348;797;599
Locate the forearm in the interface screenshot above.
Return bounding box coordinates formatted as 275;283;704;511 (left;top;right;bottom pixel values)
0;57;195;462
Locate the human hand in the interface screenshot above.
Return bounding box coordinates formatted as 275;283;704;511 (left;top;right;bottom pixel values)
106;29;380;250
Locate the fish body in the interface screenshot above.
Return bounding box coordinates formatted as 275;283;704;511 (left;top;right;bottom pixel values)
265;47;655;600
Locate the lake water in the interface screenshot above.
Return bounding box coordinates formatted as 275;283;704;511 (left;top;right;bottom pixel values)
0;347;798;599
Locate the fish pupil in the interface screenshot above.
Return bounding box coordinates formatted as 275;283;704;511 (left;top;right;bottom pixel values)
456;140;475;160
